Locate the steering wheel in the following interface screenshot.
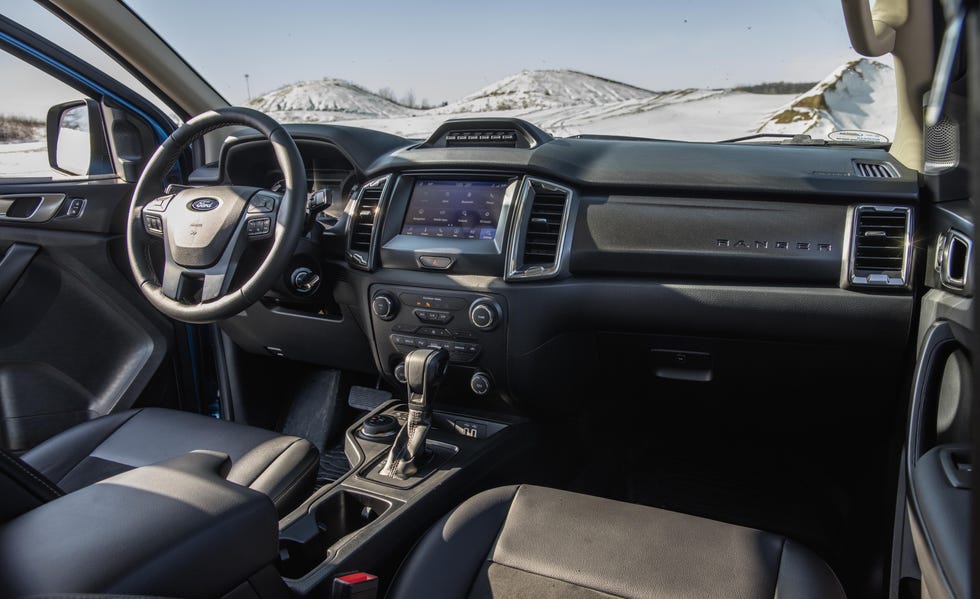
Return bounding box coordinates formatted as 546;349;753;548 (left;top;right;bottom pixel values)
127;107;307;323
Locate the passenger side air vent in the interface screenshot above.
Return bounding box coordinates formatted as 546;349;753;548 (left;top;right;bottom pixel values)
445;130;519;148
845;205;912;288
346;176;390;270
506;178;573;281
853;160;897;178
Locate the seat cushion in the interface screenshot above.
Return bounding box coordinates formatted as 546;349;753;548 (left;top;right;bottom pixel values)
21;408;318;516
389;485;846;599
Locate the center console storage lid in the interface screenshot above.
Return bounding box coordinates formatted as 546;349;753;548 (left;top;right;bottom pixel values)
0;451;279;598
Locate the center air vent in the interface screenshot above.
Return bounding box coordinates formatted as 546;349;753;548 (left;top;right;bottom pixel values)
346;176;389;270
445;130;520;148
853;160;897;178
846;205;912;287
506;178;573;281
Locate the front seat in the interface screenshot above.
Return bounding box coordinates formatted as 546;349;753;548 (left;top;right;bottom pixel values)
18;407;318;516
390;485;846;599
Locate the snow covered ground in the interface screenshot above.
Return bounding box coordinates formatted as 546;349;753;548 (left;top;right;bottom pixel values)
0;138;51;178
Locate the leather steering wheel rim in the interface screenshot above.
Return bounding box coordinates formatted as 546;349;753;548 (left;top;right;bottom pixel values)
126;107;306;323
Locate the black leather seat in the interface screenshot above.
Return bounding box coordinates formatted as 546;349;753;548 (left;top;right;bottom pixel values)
390;485;846;599
19;407;318;516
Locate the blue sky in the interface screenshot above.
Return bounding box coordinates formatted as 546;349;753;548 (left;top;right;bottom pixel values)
0;0;864;113
124;0;862;104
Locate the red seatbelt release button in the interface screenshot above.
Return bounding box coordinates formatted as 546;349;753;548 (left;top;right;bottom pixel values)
332;572;378;599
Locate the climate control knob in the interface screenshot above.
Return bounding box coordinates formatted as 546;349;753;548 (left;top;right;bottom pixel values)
371;292;398;320
468;299;501;330
470;372;491;396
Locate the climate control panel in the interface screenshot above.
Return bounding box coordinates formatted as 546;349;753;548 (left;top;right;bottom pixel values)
369;284;507;397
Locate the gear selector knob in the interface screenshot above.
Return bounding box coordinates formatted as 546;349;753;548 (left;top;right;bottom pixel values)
380;348;449;480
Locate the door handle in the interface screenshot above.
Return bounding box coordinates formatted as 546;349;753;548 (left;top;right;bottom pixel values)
0;243;39;307
0;194;65;223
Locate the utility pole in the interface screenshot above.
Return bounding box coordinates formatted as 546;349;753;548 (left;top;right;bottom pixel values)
244;74;251;102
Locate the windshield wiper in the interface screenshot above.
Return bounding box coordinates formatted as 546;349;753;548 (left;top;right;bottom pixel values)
718;133;889;148
718;133;826;145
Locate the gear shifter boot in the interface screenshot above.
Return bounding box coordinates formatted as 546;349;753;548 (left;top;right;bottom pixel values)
380;348;449;479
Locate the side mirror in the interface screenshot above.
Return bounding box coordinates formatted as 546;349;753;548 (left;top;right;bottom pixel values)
46;99;113;176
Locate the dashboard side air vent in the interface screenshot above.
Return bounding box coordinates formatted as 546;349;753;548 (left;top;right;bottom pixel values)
844;205;912;288
853;160;897;178
346;175;390;270
506;178;573;281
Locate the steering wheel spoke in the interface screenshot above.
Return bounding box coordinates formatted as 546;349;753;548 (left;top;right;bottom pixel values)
160;260;233;303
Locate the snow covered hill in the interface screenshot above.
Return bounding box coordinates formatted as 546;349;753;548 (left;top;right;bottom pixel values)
757;58;895;139
434;69;656;114
249;78;418;122
244;62;895;142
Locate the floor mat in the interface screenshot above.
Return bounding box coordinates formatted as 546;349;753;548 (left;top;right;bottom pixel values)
316;441;351;489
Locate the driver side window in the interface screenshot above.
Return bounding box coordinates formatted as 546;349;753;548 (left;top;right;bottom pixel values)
0;51;111;180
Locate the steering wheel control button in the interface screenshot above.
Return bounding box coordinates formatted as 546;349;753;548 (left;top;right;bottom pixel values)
248;195;276;213
246;217;272;237
146;195;174;212
468;299;501;330
470;372;492;396
414;308;453;324
418;255;455;270
372;292;398;320
143;214;163;234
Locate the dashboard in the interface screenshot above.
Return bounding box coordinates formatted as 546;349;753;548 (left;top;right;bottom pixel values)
198;117;922;415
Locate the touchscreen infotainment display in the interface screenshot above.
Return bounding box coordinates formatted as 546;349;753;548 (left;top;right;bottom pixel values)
401;180;507;240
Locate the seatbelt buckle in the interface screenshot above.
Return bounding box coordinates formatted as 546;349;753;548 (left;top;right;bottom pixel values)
332;571;378;599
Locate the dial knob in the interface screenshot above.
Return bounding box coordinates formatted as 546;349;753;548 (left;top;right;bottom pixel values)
468;299;501;330
393;362;407;384
372;292;398;320
361;414;398;438
470;372;491;395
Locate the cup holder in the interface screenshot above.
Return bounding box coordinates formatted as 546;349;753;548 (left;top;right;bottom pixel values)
277;488;393;579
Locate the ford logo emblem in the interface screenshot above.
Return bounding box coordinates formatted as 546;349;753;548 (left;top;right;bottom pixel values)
189;198;219;212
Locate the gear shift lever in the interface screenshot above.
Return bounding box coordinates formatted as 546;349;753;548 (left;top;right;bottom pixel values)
380;348;449;479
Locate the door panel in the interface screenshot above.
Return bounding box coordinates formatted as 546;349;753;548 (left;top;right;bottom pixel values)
0;13;183;452
0;181;173;451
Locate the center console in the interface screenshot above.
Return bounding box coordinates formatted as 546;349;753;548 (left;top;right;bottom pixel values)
275;395;530;596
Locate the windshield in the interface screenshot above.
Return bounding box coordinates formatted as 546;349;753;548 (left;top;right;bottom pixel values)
125;2;897;142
